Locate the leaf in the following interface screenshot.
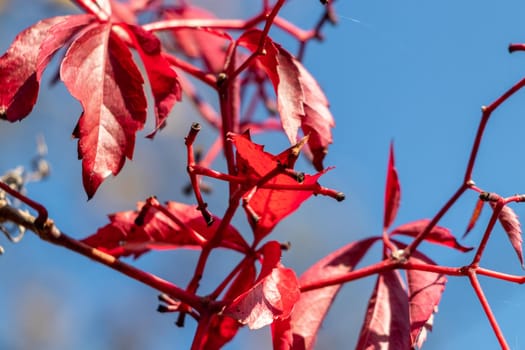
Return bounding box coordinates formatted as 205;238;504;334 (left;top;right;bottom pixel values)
230;133;328;240
272;237;380;350
36;14;96;81
61;23;147;198
81;200;249;258
123;24;181;137
491;203;523;267
464;198;484;238
406;251;446;349
390;219;473;252
163;6;229;74
201;263;257;349
224;241;300;329
237;29;334;170
383;142;400;230
0;16;65;121
355;270;410;350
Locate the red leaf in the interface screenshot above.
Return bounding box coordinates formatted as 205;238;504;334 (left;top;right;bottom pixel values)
356;270;410;350
224;241;300;329
464;198;484;238
61;23;147;198
390;219;473;252
230;133;328;240
81;200;249;258
199;315;241;349
407;251;446;348
238;29;334;170
0;16;67;121
383;142;400;230
491;203;523;267
163;6;229;74
36;14;96;81
123;24;181;137
201;264;257;349
272;237;380;350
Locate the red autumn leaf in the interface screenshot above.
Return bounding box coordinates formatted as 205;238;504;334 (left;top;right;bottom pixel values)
230;133;328;240
201;262;257;349
199;316;241;350
122;24;181;137
406;251;446;349
355;270;410;350
272;237;380;350
383;142;400;230
163;5;229;74
61;23;147;198
224;241;300;329
464;198;485;238
390;219;473;252
36;14;95;81
81;200;249;258
0;16;68;121
237;29;334;170
491;203;523;267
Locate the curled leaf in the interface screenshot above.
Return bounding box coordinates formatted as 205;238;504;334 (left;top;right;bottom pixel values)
491;203;523;268
464;198;484;238
383;142;400;230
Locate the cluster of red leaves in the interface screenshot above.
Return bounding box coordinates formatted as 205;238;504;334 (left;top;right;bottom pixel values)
2;1;525;350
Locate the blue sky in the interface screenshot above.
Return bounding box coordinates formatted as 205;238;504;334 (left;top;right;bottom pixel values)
2;1;525;349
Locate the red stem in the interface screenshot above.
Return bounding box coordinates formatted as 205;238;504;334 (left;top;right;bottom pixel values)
45;228;203;311
470;197;503;267
468;270;510;349
477;267;525;283
405;183;468;255
464;77;525;182
300;260;395;292
0;181;48;228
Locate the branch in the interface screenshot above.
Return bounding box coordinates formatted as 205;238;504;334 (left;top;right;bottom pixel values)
0;198;209;313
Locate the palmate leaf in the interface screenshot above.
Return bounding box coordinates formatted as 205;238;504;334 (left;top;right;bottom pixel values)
272;237;380;350
230;133;328;240
81;200;249;258
61;22;148;199
1;10;182;198
237;29;335;171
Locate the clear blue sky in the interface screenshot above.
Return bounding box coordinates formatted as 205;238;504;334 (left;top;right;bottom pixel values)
2;1;525;349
